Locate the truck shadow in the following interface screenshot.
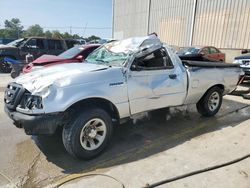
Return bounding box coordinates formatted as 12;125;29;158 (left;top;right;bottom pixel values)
33;98;250;175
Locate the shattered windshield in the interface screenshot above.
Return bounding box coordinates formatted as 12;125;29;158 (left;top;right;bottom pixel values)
7;38;28;47
86;36;162;66
86;43;130;66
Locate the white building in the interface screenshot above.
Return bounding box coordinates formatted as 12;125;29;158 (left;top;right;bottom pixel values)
112;0;250;62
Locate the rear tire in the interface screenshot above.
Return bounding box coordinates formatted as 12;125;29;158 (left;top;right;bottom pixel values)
196;86;223;117
62;108;113;159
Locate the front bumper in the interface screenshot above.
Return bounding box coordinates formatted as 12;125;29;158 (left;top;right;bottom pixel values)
5;106;63;135
242;68;250;80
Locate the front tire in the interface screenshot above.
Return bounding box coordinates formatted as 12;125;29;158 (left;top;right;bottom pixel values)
62;108;113;159
196;86;223;117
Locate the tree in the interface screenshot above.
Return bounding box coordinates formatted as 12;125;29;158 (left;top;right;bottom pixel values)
62;32;72;39
23;24;44;37
44;30;52;38
87;35;100;42
51;30;63;39
0;18;97;40
4;18;23;38
0;29;5;38
72;34;81;39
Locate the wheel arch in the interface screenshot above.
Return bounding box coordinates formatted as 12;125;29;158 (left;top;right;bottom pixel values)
211;84;224;92
65;97;120;124
199;84;224;102
196;84;224;117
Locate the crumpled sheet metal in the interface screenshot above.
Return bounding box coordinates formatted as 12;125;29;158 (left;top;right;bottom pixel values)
105;35;162;56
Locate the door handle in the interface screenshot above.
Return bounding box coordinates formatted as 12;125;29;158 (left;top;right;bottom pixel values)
169;74;177;79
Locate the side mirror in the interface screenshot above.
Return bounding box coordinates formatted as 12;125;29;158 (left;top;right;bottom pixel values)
130;64;143;71
200;52;205;56
76;55;83;61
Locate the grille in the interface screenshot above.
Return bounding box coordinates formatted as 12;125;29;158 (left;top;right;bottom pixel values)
243;68;250;75
242;60;250;65
4;83;25;110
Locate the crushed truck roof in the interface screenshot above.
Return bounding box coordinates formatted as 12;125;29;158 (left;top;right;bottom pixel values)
104;35;162;56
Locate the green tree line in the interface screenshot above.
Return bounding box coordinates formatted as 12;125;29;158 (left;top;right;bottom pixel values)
0;18;100;41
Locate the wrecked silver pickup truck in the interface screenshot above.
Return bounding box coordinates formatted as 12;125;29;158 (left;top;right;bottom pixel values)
4;36;241;159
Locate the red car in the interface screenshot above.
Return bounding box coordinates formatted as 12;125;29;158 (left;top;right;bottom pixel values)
177;46;225;62
23;44;100;73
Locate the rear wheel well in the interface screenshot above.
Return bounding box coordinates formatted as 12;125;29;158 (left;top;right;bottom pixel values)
196;85;223;117
204;85;224;95
199;84;224;102
213;84;224;92
66;98;120;124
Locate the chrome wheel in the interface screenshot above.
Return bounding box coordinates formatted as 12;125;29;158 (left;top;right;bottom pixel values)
79;118;107;151
208;91;220;111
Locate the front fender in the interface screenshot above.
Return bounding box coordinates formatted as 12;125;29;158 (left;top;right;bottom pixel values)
42;81;129;118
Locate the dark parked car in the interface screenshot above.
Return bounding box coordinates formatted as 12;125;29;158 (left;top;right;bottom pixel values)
0;37;78;73
65;39;81;49
23;44;100;73
177;46;225;62
0;38;16;45
233;49;250;81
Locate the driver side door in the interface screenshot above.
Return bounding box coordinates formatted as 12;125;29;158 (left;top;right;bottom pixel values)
127;47;186;115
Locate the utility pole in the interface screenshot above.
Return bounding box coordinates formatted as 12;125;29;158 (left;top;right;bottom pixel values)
70;26;72;35
83;23;88;37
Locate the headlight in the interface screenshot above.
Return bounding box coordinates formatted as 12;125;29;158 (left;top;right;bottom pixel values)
20;93;43;110
233;59;242;64
26;95;43;109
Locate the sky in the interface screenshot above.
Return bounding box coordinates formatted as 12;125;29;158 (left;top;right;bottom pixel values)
0;0;113;38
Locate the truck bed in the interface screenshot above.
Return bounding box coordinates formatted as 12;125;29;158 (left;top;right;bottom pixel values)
182;60;240;68
182;60;241;105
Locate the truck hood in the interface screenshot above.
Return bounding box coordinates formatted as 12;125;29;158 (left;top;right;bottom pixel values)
235;53;250;60
0;44;17;49
33;54;68;64
14;62;115;94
